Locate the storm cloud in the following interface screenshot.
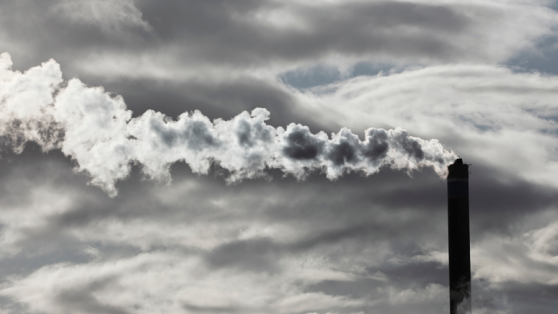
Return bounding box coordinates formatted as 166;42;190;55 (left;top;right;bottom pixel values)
1;0;558;313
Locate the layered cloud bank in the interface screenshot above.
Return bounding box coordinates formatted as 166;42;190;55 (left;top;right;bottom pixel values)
1;1;558;313
2;0;556;80
0;53;456;195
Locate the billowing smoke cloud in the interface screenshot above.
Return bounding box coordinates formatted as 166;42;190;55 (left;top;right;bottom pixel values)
0;53;457;196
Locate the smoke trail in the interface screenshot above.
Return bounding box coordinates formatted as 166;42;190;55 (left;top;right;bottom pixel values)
0;53;457;196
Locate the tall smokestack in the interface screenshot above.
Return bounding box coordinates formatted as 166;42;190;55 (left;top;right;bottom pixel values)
447;158;471;314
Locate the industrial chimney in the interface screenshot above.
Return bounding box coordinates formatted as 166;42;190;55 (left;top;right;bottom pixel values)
447;158;471;314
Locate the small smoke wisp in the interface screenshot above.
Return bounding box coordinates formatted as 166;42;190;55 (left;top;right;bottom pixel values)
0;53;457;196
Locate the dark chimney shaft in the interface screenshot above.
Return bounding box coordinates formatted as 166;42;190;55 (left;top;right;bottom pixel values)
447;158;471;314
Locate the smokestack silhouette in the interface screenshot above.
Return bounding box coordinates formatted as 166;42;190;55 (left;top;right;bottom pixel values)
447;158;471;314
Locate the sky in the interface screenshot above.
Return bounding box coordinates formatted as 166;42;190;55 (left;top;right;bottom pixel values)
1;0;558;313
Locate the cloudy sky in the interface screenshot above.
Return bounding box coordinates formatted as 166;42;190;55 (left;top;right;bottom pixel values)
1;0;558;313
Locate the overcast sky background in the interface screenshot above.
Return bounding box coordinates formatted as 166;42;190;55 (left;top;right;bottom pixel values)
1;0;558;313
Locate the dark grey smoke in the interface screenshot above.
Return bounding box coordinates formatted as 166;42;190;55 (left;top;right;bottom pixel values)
283;126;324;160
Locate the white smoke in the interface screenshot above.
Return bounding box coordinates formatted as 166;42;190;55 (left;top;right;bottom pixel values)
0;53;457;196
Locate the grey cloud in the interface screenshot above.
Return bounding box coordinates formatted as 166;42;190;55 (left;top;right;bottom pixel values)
142;0;463;65
2;141;555;246
204;238;281;273
375;261;448;287
305;278;385;300
304;259;448;301
0;1;558;313
98;76;305;130
2;143;558;313
182;302;243;314
497;283;558;314
0;0;554;82
468;164;558;237
4;146;557;259
51;0;153;36
132;0;550;66
289;222;399;252
55;276;130;314
201;221;423;274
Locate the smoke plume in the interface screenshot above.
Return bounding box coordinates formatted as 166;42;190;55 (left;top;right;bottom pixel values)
0;53;457;196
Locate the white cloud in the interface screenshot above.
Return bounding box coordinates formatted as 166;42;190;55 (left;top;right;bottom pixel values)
0;251;368;314
383;283;446;305
291;64;558;189
473;219;558;287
